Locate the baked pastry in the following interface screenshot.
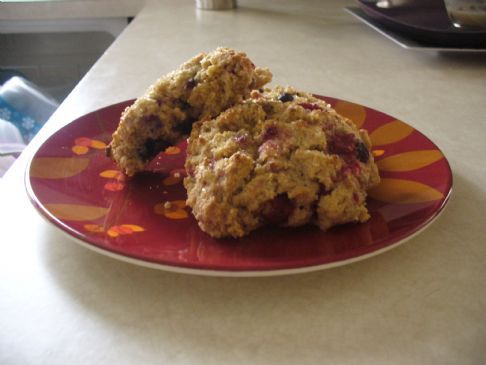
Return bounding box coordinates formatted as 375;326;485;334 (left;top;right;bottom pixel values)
107;47;272;176
184;87;380;238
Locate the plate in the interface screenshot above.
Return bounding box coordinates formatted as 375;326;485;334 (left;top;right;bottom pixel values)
26;98;452;276
357;0;486;48
346;7;486;52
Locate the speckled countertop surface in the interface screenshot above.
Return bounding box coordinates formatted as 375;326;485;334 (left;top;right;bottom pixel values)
1;1;485;364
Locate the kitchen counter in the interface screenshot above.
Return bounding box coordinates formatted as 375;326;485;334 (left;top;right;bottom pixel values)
0;0;145;20
0;0;146;36
1;1;485;364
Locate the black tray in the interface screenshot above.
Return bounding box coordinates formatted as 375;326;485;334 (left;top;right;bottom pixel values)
357;0;486;48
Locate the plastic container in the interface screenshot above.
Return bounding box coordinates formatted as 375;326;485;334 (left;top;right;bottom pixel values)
0;117;26;177
0;76;59;142
195;0;237;9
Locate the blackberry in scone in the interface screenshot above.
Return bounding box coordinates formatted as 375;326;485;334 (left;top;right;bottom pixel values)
107;47;272;176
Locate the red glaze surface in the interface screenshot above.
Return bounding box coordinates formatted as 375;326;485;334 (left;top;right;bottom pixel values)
26;97;452;273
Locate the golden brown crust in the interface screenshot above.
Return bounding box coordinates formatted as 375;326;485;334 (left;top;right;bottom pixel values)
184;87;380;238
107;47;272;176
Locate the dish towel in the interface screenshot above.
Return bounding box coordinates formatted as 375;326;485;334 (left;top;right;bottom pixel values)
0;96;42;143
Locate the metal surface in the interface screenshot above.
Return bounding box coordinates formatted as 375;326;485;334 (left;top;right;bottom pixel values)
195;0;236;10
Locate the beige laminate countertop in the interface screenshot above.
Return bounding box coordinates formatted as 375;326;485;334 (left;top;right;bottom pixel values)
1;1;485;364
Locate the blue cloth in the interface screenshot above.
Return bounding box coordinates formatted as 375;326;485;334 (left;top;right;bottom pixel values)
0;97;42;143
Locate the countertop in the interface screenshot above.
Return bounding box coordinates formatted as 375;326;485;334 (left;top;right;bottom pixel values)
0;0;146;20
1;0;485;364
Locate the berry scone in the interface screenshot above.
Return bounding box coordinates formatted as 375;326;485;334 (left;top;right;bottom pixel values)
184;87;380;238
107;47;272;176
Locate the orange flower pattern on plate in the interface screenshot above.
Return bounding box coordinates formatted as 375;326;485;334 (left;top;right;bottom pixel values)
367;120;445;204
104;181;125;191
333;100;366;128
369;178;444;204
370;120;414;146
72;137;107;155
377;150;443;172
372;149;385;158
163;168;186;186
45;204;108;221
164;146;181;155
84;223;145;237
154;200;189;219
30;157;90;179
100;169;126;191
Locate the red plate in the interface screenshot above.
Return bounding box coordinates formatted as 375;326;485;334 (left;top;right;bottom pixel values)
25;97;452;276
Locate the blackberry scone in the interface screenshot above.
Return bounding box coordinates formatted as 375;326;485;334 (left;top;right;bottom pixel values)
107;47;272;176
184;87;380;238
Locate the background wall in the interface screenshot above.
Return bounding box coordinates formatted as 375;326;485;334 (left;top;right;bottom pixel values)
0;31;115;101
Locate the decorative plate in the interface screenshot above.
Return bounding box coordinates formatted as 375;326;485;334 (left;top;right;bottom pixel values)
26;97;452;276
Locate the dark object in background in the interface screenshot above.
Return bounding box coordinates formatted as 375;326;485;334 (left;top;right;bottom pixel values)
357;0;486;47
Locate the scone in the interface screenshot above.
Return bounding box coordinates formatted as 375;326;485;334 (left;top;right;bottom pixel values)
184;87;380;238
107;47;272;176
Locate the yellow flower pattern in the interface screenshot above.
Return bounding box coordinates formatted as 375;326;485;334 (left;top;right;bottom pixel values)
334;100;447;205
